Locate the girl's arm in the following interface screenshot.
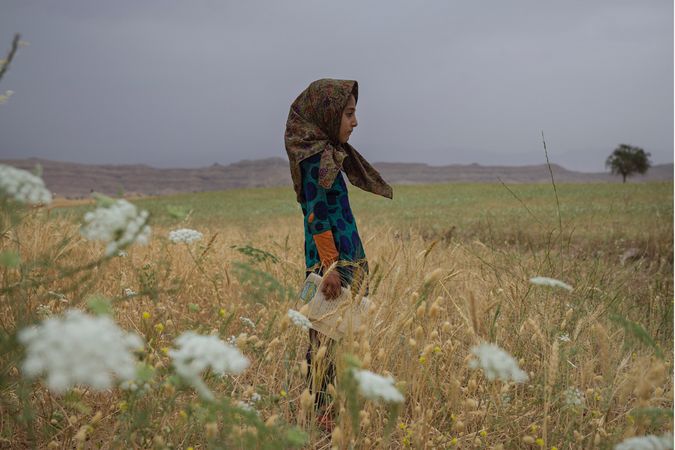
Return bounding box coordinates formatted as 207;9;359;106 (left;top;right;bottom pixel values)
300;155;339;269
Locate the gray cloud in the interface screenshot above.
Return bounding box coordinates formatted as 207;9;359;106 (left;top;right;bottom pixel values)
0;0;672;172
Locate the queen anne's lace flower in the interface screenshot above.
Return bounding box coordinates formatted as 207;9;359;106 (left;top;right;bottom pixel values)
0;164;52;205
239;317;255;329
236;400;257;413
563;387;584;407
469;343;528;383
614;434;674;450
80;199;151;256
529;276;573;291
168;332;249;401
352;369;404;403
18;309;144;392
287;309;312;330
168;228;203;244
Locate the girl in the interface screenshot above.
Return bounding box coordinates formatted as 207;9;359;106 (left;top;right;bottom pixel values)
284;78;393;425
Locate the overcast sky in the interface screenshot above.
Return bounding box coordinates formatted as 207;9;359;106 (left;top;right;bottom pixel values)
0;1;672;172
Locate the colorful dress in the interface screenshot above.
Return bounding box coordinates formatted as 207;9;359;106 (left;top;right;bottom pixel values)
300;153;369;294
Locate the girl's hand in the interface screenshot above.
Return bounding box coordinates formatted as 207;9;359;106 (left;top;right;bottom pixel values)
321;271;342;301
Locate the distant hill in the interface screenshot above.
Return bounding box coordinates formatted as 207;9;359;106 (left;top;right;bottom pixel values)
1;157;671;198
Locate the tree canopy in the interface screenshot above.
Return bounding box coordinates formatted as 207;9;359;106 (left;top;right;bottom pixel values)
605;144;651;183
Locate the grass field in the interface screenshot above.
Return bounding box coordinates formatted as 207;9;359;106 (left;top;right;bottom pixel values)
3;180;673;449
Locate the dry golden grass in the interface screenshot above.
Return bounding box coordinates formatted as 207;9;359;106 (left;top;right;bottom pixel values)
1;183;672;449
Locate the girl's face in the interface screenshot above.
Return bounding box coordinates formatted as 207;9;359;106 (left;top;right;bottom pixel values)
338;94;358;144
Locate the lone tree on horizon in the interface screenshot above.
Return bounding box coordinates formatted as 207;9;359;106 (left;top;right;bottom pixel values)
605;144;651;183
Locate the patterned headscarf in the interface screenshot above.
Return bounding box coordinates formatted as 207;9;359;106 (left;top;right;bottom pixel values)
285;79;393;203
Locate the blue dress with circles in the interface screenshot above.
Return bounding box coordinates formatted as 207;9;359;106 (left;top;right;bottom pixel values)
300;153;369;292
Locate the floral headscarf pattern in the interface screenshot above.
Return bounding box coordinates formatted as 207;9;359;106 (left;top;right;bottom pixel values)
285;78;393;203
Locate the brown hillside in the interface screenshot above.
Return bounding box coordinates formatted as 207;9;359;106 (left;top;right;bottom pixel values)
1;157;671;198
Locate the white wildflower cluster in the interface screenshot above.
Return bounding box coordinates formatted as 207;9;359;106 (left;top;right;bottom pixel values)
563;387;584;407
529;276;573;292
236;400;259;415
352;369;404;403
18;309;144;392
287;309;312;331
558;333;571;343
168;228;203;244
80;199;151;256
469;343;528;383
36;304;52;318
120;379;150;393
614;434;673;450
0;164;52;205
168;332;249;401
239;317;255;329
251;392;261;403
123;288;136;298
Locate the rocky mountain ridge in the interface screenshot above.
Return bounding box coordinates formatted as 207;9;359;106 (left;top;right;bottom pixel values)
1;157;671;197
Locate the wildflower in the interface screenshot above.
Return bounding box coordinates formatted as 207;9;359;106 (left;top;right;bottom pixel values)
168;228;203;244
280;389;287;398
117;250;128;257
142;311;151;320
0;164;52;205
120;380;138;391
529;276;573;292
536;438;545;447
558;333;571;343
80;199;151;256
36;304;52;318
219;308;226;317
18;309;144;392
123;288;136;298
239;317;255;329
614;434;673;450
468;343;528;383
154;323;164;334
287;309;312;331
251;392;261;402
119;378;149;393
168;332;249;401
563;387;584;407
351;369;404;403
236;400;257;413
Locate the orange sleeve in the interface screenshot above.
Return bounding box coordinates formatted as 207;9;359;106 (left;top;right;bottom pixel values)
313;230;339;268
